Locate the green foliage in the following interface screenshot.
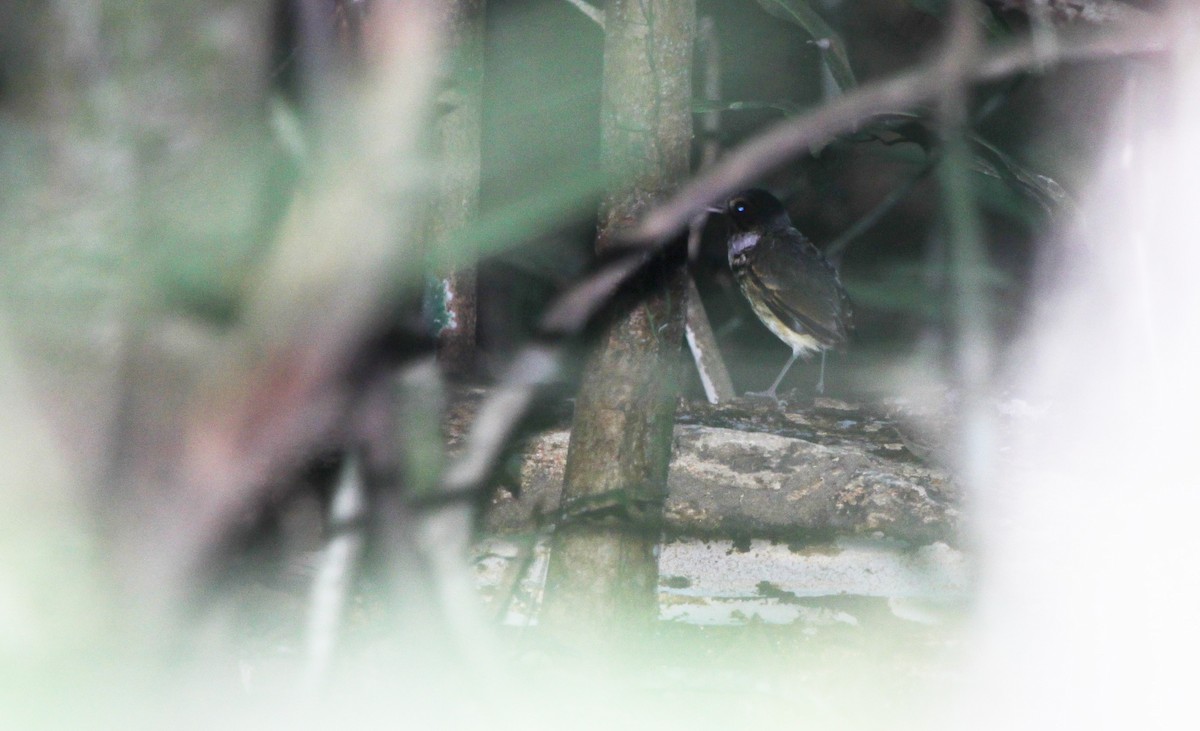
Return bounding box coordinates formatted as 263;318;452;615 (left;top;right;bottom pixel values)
850;113;1074;223
754;0;858;93
969;133;1074;218
431;171;607;272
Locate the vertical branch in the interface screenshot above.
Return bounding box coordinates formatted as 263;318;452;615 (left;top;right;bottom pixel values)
684;15;737;404
1;0;279;647
936;1;995;487
685;275;736;403
695;15;723;214
302;451;368;689
428;0;486;379
540;0;695;645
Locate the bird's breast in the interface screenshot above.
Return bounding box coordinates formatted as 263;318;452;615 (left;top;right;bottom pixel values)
727;231;760;262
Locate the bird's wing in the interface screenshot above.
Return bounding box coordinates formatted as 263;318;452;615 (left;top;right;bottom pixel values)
744;231;852;348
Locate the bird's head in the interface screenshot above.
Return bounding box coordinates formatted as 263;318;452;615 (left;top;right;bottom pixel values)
723;189;793;233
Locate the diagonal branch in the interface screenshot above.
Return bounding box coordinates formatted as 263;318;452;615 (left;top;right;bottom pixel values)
627;16;1169;244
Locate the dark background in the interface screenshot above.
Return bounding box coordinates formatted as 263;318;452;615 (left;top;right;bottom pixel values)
474;0;1130;399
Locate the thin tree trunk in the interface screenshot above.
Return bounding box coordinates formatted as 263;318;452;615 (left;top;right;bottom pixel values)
540;0;695;646
428;0;485;379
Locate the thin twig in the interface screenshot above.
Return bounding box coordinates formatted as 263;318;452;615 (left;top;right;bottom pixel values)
685;15;737;404
441;344;563;496
685;276;736;403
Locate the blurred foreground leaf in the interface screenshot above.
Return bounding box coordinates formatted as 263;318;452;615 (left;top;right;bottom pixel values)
429;172;607;271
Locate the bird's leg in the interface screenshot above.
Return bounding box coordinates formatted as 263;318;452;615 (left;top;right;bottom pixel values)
816;350;827;395
747;348;800;402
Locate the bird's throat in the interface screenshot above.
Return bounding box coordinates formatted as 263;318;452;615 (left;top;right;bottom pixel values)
727;230;760;260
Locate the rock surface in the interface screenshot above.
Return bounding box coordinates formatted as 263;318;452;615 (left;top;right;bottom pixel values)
482;397;960;546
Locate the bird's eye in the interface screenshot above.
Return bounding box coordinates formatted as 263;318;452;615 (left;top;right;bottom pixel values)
732;199;747;214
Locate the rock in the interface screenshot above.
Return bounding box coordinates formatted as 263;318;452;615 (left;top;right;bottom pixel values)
482;399;960;546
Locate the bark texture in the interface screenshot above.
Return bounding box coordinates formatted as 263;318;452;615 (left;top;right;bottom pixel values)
539;0;695;643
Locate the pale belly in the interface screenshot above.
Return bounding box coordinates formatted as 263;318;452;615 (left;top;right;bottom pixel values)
739;279;823;357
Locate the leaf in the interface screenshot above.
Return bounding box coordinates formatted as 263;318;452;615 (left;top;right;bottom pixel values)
968;134;1075;217
837;112;1075;219
755;0;858;93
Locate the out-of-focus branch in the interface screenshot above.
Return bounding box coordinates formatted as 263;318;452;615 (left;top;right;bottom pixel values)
936;0;997;491
130;0;448;619
0;319;104;694
689;13;723;262
395;357;502;678
628;15;1169;244
302;451;368;689
440;344;562;498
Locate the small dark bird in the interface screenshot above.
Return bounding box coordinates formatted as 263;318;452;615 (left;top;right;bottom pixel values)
720;189;852;400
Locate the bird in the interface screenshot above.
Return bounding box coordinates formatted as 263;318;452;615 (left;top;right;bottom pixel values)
718;188;852;401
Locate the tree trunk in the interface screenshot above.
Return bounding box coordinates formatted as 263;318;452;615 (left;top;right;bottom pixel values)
427;0;485;379
540;0;695;646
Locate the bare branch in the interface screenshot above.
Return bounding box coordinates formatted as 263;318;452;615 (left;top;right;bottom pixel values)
685;276;736;403
627;16;1169;244
686;16;736;404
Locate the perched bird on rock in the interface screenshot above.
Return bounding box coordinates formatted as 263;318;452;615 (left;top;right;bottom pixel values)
719;188;852;400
